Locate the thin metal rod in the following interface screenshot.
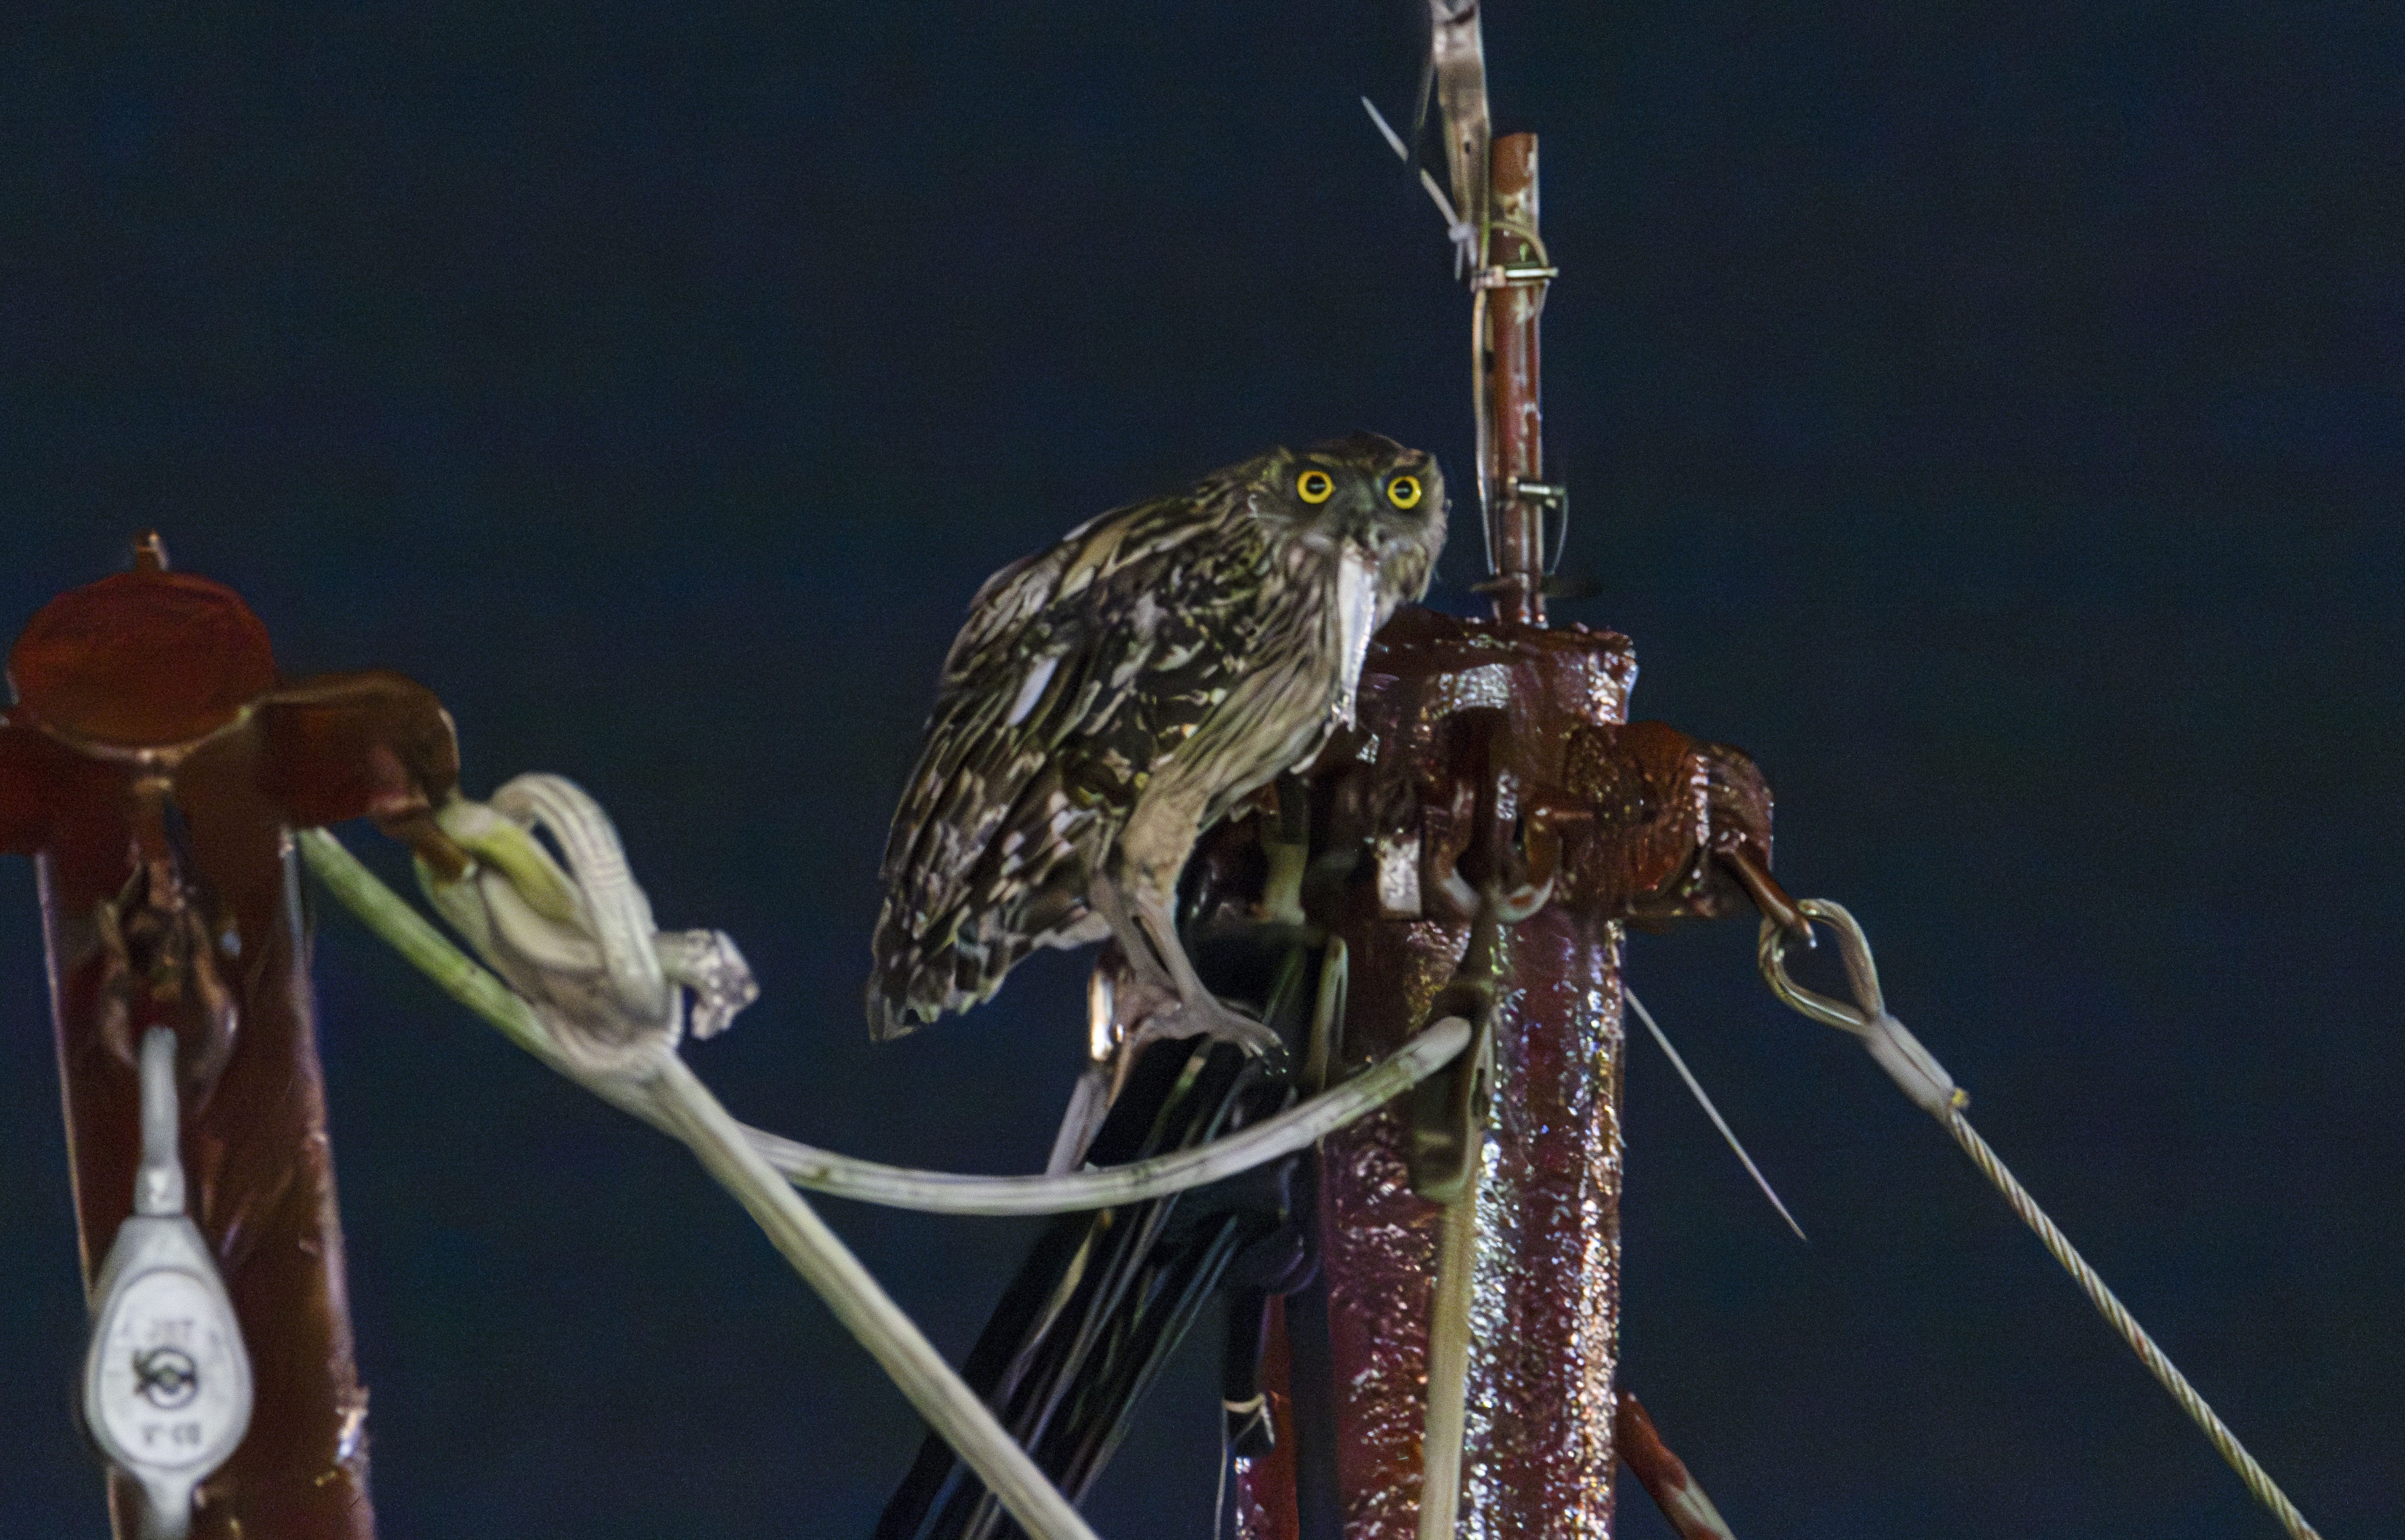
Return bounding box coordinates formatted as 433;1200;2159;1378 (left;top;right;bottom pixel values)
1483;132;1548;626
1626;989;1804;1242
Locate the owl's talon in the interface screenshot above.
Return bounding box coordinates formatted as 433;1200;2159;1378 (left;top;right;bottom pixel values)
1129;996;1289;1066
1206;1006;1289;1065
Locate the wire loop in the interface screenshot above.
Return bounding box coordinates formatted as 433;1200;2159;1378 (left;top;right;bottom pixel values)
1757;896;1884;1031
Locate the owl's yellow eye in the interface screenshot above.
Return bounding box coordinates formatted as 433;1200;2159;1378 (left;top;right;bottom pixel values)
1296;469;1334;504
1386;475;1423;510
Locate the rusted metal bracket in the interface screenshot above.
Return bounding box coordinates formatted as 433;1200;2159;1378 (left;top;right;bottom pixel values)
4;535;465;1539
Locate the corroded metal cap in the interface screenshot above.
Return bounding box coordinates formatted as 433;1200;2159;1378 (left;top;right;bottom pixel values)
7;534;276;749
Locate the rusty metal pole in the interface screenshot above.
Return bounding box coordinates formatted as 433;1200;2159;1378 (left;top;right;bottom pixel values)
1484;135;1549;630
1238;123;1642;1537
1237;89;1786;1530
4;537;465;1539
1306;620;1634;1540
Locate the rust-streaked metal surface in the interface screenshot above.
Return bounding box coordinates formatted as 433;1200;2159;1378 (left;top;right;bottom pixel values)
2;545;462;1540
1234;606;1777;1538
1317;610;1630;1540
1484;133;1547;628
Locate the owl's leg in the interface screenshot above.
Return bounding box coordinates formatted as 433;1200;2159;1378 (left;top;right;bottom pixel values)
1094;880;1287;1061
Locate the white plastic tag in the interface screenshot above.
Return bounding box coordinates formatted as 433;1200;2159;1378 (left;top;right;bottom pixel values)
81;1028;253;1540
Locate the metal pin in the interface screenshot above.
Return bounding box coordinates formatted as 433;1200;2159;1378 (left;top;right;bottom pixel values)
1626;990;1807;1242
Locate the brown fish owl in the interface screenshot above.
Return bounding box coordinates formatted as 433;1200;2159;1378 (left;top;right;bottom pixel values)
868;432;1446;1051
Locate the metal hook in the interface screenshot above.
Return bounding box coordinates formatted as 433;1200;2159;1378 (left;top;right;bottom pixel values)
1722;846;1811;940
1759;898;1963;1120
1757;897;1883;1035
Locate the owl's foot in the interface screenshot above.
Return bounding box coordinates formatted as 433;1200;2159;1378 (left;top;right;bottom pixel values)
1097;884;1293;1065
1129;994;1289;1064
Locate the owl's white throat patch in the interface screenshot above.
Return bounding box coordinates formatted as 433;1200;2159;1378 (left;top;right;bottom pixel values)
1331;540;1380;729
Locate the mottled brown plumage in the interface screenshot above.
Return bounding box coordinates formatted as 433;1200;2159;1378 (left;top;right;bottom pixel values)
867;432;1446;1044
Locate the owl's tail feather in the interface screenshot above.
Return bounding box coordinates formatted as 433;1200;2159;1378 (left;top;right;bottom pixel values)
866;895;1108;1040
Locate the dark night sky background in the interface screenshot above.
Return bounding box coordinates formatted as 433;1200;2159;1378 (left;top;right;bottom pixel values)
3;2;2400;1536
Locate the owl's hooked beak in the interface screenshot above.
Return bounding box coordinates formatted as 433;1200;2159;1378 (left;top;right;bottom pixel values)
1333;481;1390;549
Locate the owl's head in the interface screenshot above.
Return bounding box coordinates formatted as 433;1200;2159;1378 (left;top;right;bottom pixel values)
1249;431;1447;588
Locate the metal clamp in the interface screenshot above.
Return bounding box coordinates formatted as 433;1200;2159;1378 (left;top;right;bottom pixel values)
1473;264;1560;289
